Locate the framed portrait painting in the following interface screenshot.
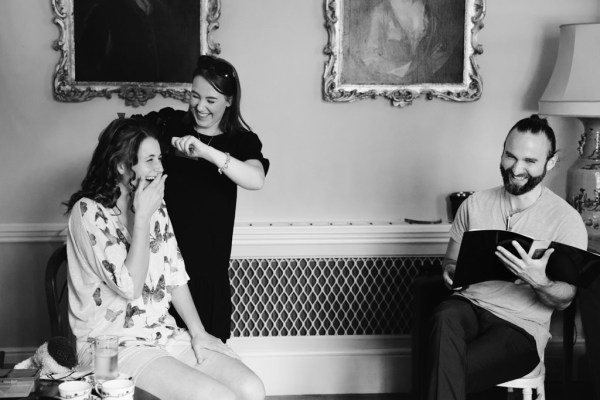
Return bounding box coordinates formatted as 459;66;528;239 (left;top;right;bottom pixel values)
323;0;486;107
51;0;221;107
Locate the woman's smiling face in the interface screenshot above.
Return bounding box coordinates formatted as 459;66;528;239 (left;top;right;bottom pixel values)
127;137;163;189
189;75;232;135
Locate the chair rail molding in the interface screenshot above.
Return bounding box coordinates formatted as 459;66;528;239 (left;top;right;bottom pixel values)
0;223;67;243
0;221;452;256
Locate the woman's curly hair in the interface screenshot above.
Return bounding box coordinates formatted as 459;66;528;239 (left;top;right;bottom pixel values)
64;117;159;214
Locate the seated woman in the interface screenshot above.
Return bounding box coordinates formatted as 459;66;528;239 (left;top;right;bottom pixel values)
63;117;265;400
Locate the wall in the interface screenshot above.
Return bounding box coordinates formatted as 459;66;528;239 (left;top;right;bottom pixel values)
1;1;599;227
0;0;598;362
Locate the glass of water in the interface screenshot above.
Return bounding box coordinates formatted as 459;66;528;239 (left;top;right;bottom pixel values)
94;335;119;383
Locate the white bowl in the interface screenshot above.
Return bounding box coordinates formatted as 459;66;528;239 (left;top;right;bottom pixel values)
97;378;135;398
58;380;92;399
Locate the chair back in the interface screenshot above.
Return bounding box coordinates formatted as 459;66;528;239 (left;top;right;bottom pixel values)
45;244;71;338
411;261;451;400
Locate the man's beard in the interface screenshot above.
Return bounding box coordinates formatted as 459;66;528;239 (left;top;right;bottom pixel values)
500;164;546;195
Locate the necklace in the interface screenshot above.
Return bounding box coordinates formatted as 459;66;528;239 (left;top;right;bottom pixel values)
193;125;223;147
503;187;545;230
193;126;218;147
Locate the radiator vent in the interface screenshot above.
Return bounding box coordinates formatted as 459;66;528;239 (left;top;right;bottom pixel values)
229;256;443;337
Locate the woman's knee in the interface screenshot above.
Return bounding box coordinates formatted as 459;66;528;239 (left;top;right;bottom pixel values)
235;371;266;400
207;383;237;400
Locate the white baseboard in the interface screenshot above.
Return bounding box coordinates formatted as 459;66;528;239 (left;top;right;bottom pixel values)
227;335;411;395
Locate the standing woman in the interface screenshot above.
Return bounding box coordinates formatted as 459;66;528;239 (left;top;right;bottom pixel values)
144;55;270;342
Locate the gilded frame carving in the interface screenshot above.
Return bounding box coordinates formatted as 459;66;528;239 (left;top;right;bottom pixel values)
323;0;486;108
51;0;221;107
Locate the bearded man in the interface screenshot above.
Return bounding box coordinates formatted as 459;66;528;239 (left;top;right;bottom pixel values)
424;114;587;400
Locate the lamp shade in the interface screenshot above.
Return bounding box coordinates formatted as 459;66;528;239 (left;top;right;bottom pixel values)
539;23;600;117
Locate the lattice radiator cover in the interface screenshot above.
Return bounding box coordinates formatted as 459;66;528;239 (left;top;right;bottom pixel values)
229;256;443;337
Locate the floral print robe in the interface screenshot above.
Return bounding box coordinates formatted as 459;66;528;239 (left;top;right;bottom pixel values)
66;198;189;358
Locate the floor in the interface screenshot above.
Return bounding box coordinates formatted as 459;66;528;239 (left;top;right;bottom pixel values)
265;379;595;400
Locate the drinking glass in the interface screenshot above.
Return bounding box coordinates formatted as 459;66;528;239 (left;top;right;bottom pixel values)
94;335;119;383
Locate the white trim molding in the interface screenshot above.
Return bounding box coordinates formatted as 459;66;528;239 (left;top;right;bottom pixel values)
0;223;67;243
0;221;452;256
228;335;412;395
232;221;451;257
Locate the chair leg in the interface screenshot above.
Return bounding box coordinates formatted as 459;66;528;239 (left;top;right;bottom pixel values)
522;387;533;400
537;384;545;400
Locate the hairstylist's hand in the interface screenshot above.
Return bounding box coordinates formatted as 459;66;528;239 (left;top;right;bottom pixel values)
171;136;211;160
190;330;240;364
132;173;167;221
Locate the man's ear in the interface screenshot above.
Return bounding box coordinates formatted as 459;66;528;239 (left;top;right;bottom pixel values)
546;153;558;172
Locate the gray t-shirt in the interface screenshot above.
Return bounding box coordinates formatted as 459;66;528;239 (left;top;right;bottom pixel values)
450;185;587;357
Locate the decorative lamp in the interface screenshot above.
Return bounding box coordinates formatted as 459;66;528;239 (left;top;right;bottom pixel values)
539;23;600;250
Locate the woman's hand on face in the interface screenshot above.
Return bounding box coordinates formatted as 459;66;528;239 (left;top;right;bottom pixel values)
190;330;240;364
132;173;167;221
171;136;210;160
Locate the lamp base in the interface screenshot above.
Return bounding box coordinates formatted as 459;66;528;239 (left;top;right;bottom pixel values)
566;117;600;252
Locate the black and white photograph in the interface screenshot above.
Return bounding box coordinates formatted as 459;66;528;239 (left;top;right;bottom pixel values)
2;0;600;399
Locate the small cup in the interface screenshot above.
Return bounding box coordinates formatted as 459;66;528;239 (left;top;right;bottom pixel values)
94;335;119;383
58;381;92;399
448;191;474;222
97;378;135;399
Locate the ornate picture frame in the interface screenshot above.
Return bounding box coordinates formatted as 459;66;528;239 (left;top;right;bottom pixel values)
323;0;486;108
51;0;221;107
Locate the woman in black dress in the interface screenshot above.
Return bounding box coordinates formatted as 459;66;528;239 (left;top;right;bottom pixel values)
144;55;270;342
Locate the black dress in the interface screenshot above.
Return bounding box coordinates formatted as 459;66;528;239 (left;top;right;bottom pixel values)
144;108;270;340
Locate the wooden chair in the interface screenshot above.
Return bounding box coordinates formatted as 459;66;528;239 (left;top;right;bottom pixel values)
497;360;545;400
45;244;71;338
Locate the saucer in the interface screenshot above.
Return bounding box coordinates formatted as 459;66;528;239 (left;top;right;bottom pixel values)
58;395;100;400
83;372;132;386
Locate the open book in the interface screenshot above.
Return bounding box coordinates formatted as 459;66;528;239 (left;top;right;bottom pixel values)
452;229;600;289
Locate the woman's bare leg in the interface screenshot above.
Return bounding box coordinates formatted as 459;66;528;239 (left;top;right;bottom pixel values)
135;356;236;400
183;347;265;400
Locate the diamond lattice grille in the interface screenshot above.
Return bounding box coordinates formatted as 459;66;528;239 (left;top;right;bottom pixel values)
229;256;443;337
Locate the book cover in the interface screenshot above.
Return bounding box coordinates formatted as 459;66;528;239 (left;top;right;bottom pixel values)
452;230;600;289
